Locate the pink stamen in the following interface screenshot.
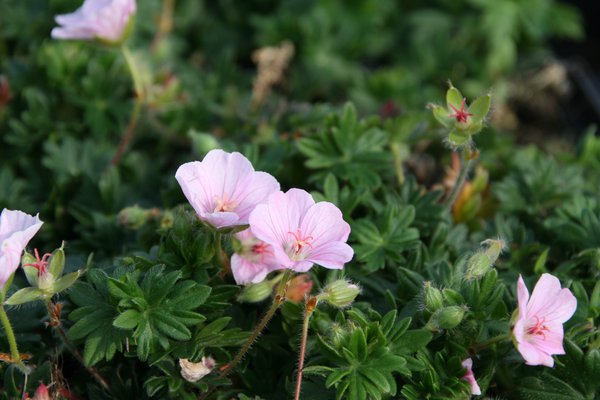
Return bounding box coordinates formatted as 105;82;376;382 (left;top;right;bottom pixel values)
23;248;52;277
448;98;473;123
527;316;549;339
288;230;313;254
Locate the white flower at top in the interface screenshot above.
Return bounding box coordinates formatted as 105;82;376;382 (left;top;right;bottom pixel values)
51;0;137;44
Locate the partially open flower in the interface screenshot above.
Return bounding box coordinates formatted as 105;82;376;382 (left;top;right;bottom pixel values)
461;358;481;396
176;150;280;230
231;228;279;284
512;274;577;367
179;356;216;382
249;189;353;272
51;0;137;44
0;209;43;290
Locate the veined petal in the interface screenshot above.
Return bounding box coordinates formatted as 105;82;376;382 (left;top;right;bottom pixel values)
527;273;563;317
517;340;554;367
231;255;270;285
232;171;280;223
529;322;565;356
299;201;351;247
516;275;529;322
307;241;353;270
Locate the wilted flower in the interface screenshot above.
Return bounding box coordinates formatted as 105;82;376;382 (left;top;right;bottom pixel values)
461;358;481;396
176;149;280;229
179;356;215;382
0;209;43;289
51;0;137;44
249;189;353;272
231;229;279;285
512;274;577;367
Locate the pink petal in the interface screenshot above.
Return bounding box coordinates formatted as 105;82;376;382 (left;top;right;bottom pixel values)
517;340;555;367
202;211;239;229
299;201;351;247
535;288;577;325
175;161;216;219
306;241;353;270
290;260;314;273
526;274;562;317
528;322;565;356
516;275;529;322
231;171;280;223
230;255;270;285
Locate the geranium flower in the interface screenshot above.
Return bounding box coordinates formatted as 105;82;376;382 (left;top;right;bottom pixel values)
249;189;353;272
175;150;280;229
0;209;43;289
231;229;279;285
512;274;577;367
461;358;481;396
51;0;137;43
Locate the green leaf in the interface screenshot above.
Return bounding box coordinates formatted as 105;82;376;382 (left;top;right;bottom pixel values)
534;248;550;275
113;309;142;330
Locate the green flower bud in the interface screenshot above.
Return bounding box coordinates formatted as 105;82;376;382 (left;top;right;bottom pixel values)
423;281;444;312
237;281;273;303
465;239;506;280
427;305;467;331
317;280;361;308
118;206;148;229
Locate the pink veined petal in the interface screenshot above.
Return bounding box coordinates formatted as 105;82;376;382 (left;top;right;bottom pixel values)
51;26;96;40
248;202;293;268
232;171;280;223
175;161;217;219
526;273;563;317
516;275;530;323
517;340;554;367
230;255;270;285
299;201;351;248
290;260;314;273
528;322;565;356
512;317;527;343
306;241;354;270
219;151;255;202
535;288;578;325
202;212;239;229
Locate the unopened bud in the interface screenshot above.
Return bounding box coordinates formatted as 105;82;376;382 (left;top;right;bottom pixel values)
32;383;50;400
286;274;313;303
118;206;148;229
423;281;444;312
465;239;505;280
237;280;273;303
318;280;360;308
427;305;466;331
179;356;215;382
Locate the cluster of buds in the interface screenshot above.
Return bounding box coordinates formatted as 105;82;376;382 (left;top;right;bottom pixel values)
429;84;491;148
5;244;82;306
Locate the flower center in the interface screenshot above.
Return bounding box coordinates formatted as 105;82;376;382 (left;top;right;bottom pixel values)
287;230;313;260
213;194;237;213
23;248;52;277
526;316;549;339
251;242;272;256
448;98;473;124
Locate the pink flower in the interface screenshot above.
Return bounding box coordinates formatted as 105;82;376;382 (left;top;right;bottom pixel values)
249;189;353;272
0;209;43;289
461;358;481;396
51;0;137;43
175;150;280;229
512;274;577;367
32;383;50;400
231;229;280;285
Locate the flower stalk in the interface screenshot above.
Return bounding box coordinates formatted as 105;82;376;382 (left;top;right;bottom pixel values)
294;296;318;400
470;333;511;353
445;148;475;210
0;303;28;374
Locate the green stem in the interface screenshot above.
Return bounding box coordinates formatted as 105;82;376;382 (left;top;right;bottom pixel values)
445;149;474;210
215;233;231;278
0;304;28;374
294;297;317;400
391;142;405;186
471;333;511;353
110;45;145;167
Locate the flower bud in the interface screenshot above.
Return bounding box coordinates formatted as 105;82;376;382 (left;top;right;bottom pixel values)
317;280;360;308
179;356;215;382
286;274;313;303
237;280;273;303
465;239;505;280
118;205;149;229
422;281;444;312
427;305;467;331
32;383;50;400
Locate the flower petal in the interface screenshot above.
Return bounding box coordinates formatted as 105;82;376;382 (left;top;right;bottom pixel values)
517;340;554;367
299;201;351;247
306;241;353;270
517;275;529;321
232;171;280;223
526;273;562;317
231;255;270;285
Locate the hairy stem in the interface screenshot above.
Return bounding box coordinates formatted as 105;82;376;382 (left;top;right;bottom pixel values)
46;301;112;393
445;149;474;210
200;270;293;399
215;233;231;278
0;304;28;373
110;45;145;167
294;297;317;400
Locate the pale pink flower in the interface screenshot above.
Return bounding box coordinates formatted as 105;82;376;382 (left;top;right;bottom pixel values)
461;358;481;396
512;274;577;367
51;0;137;43
0;209;43;289
249;189;353;272
175;150;280;229
231;229;280;285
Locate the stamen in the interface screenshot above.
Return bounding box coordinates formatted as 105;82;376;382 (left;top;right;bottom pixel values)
526;316;549;340
288;230;313;257
213;193;237;213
